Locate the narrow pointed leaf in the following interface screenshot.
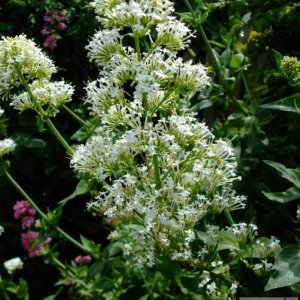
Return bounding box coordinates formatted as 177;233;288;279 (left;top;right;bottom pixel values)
58;178;95;206
260;93;300;114
262;187;300;203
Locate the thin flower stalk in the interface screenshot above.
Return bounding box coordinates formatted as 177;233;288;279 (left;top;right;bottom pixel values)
182;0;224;86
1;169;98;259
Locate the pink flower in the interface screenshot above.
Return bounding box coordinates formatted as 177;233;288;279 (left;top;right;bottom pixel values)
41;28;50;36
57;22;67;31
21;216;35;230
21;231;52;258
13;200;36;220
74;255;92;265
43;35;58;49
43;14;52;23
13;200;36;229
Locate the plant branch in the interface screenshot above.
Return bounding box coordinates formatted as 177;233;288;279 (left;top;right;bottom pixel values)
15;67;73;155
62;105;90;127
153;154;161;190
182;0;224;86
2;169;98;259
224;209;234;226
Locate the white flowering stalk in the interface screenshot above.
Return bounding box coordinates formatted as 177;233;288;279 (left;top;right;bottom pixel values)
3;257;23;274
71;0;280;297
0;35;74;117
0;35;75;154
0;138;16;158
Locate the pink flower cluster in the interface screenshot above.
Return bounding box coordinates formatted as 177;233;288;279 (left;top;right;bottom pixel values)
74;255;92;265
13;200;36;229
41;10;68;49
13;200;51;258
21;231;52;258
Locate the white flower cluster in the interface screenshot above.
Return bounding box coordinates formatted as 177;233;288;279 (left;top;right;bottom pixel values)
0;35;74;114
4;257;23;274
71;0;248;270
0;106;4;117
90;0;174;34
11;79;74;113
0;35;56;94
0;138;16;158
85;50;209;126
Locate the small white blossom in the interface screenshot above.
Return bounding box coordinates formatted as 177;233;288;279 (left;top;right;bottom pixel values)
206;281;217;296
0;138;16;157
156;17;194;52
4;257;23;274
86;28;124;66
230;282;238;294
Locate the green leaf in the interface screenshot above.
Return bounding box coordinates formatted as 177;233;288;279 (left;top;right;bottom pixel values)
217;231;240;251
259;93;300;114
263;160;300;185
196;99;215;110
58;178;96;206
262;187;300;203
230;53;244;69
24;138;46;149
42;296;56;300
219;46;231;67
80;235;101;257
272;49;283;70
265;245;300;291
87;261;105;280
16;278;29;300
208;40;226;48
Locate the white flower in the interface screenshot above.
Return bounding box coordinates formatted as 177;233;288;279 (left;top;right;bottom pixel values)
174;59;210;93
86;28;124;66
91;0;174;32
206;281;217;296
4;257;23;274
156;17;194;52
0;107;4;117
0;35;56;94
0;225;4;236
230;282;238;294
0;138;16;158
11;79;74;113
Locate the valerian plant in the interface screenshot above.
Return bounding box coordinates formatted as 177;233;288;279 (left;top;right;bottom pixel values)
0;0;282;299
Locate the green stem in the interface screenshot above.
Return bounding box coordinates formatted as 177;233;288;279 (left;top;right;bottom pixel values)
3;170;48;220
51;256;67;271
142;36;150;52
242;72;251;99
62;105;90;127
0;275;10;300
153;154;161;190
15;67;73;155
2;169;98;259
133;33;142;60
224;209;234;226
45;118;73;156
182;0;224;86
